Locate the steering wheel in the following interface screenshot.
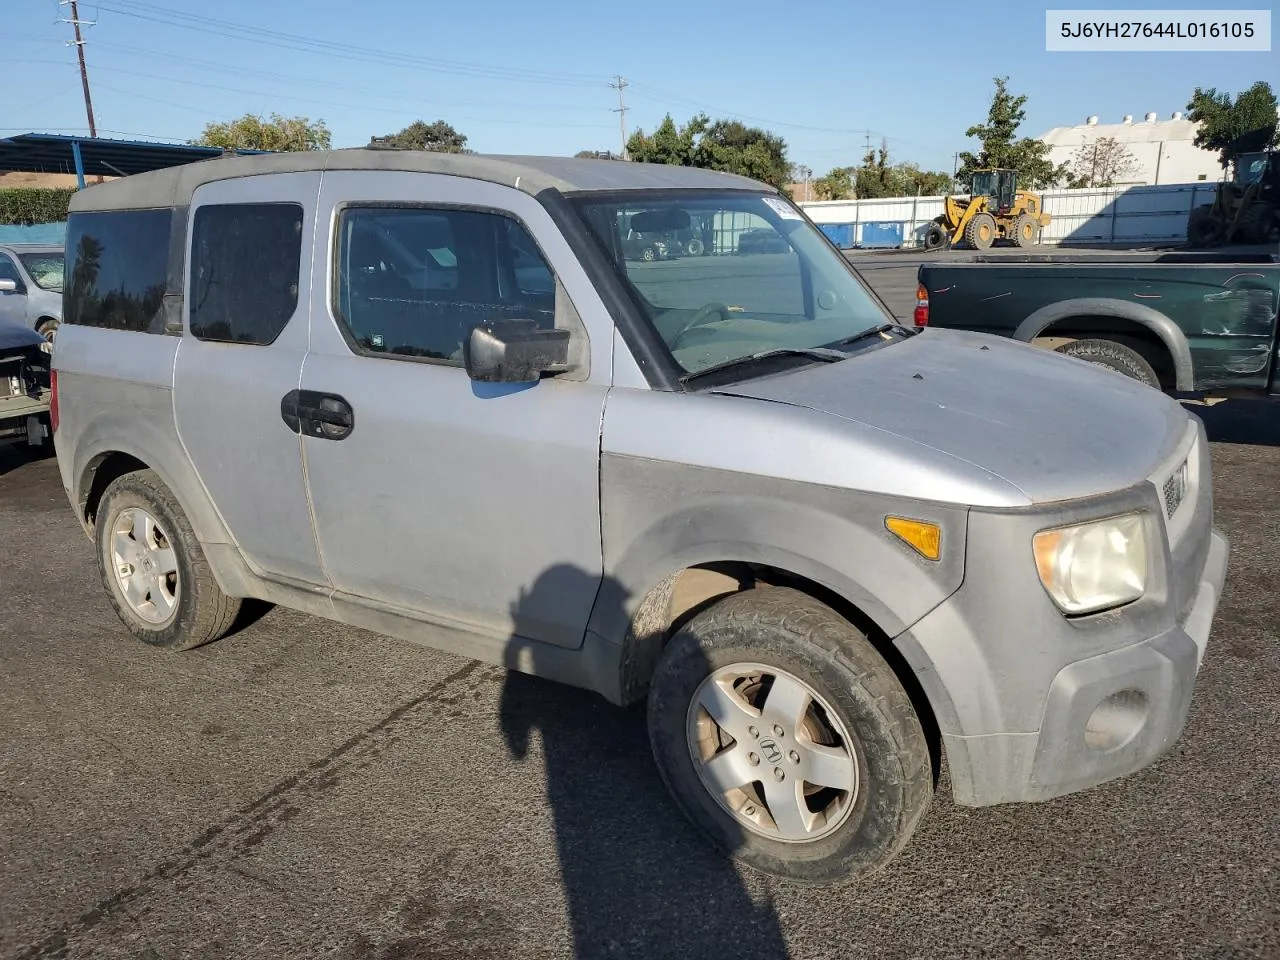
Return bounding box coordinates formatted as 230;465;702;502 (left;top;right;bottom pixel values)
668;302;732;350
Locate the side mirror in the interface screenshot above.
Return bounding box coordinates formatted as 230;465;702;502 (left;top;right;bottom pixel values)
464;318;570;383
0;279;18;293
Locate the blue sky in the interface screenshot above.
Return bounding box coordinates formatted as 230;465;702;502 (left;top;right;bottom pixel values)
6;0;1275;177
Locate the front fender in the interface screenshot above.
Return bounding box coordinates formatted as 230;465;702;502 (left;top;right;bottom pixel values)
590;455;970;652
1012;296;1195;391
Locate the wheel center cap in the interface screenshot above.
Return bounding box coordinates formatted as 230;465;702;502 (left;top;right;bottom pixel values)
759;738;783;765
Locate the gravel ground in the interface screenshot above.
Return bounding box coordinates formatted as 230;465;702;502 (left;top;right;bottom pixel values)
1;363;1277;959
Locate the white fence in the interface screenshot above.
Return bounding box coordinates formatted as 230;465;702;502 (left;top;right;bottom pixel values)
797;182;1223;249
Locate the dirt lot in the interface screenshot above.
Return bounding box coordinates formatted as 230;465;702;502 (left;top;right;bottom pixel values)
1;379;1278;957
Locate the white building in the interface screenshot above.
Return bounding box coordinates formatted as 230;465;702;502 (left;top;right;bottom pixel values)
1038;112;1222;186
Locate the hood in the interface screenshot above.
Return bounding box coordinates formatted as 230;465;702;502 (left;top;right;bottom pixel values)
715;328;1191;505
0;318;45;353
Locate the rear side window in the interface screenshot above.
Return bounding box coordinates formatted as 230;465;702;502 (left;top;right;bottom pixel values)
333;206;556;363
189;203;304;344
64;209;171;332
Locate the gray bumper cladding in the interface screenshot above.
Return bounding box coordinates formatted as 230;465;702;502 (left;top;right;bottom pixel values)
938;526;1229;807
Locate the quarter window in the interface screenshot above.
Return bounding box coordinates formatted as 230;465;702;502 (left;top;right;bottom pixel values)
64;209;171;332
334;206;556;363
189;202;304;344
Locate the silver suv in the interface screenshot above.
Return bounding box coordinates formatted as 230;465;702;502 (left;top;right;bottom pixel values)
51;151;1229;883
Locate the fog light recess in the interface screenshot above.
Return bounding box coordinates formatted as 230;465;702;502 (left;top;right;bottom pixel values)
1084;689;1149;751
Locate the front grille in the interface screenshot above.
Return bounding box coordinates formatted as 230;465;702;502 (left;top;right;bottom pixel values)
1163;458;1189;519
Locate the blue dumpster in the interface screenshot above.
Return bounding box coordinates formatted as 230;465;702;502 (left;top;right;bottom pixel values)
818;223;853;248
860;221;903;248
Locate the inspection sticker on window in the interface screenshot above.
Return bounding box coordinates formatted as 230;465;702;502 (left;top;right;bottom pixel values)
762;197;803;220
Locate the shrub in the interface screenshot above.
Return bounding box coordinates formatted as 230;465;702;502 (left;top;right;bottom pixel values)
0;188;76;226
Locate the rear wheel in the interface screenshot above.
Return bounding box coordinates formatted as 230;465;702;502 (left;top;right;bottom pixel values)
1053;338;1161;389
647;587;933;883
95;469;241;650
685;237;705;256
1010;214;1038;248
1238;203;1278;244
964;212;996;250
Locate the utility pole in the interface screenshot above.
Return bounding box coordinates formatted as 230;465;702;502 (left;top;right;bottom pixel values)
610;76;629;161
60;0;97;138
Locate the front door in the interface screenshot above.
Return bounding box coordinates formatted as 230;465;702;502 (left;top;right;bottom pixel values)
171;173;328;586
298;171;609;649
0;253;27;326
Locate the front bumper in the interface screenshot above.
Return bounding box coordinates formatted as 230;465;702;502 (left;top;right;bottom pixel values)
930;526;1227;806
893;414;1228;806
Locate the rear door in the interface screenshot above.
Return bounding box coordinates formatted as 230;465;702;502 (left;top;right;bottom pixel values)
172;173;328;586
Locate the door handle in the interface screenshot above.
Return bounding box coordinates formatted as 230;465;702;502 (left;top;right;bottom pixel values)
281;389;355;440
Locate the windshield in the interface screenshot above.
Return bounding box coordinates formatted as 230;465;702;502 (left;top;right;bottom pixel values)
970;172;996;196
1235;153;1269;185
570;191;894;377
18;252;64;292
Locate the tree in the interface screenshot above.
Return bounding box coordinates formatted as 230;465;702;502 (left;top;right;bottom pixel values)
1066;136;1141;187
1186;81;1279;169
626;113;791;188
956;77;1069;190
813;167;854;200
374;120;470;153
193;113;330;152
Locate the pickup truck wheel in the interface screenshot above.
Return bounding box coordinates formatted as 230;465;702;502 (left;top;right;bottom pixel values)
647;587;932;884
1053;338;1161;389
95;469;241;650
963;213;996;250
36;318;60;342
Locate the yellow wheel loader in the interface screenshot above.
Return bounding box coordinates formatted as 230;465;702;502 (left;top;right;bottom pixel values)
922;169;1052;251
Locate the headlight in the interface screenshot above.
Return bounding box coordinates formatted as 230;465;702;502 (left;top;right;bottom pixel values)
1032;513;1148;615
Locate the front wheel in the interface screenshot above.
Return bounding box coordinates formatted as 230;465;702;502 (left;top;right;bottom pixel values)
647;587;933;883
37;318;60;343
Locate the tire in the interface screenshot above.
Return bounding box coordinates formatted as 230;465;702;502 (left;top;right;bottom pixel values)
963;212;996;250
685;237;705;256
1010;214;1038;248
647;587;932;884
1053;338;1161;389
36;318;60;343
95;468;241;650
1186;205;1221;247
1238;203;1278;244
641;245;656;262
922;222;949;251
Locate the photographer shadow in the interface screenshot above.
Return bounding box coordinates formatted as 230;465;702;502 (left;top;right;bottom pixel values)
498;564;790;960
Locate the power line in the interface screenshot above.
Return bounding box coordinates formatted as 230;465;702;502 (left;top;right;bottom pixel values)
57;0;97;137
610;76;629;160
82;41;608;115
95;0;611;87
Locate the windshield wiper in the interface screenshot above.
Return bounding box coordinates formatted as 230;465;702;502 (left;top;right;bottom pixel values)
827;322;906;349
680;347;846;385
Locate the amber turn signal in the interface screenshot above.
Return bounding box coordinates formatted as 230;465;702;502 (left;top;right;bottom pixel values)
885;516;942;561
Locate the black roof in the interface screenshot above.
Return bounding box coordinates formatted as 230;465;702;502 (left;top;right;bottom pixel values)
0;133;268;179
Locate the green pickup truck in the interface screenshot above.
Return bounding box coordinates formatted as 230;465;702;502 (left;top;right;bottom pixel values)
914;253;1280;396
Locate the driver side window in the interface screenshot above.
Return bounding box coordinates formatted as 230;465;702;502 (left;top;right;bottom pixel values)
334;206;557;363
